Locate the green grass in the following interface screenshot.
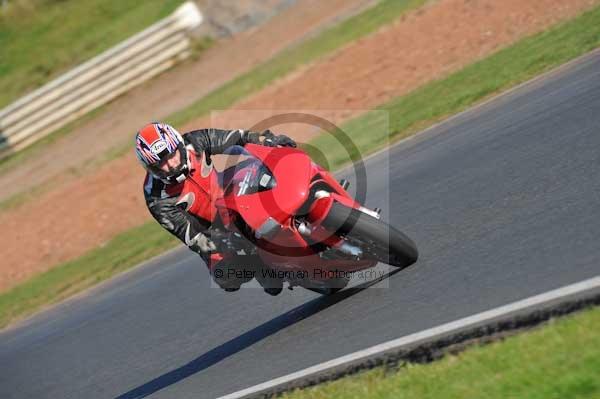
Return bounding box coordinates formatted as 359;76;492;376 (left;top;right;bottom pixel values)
0;0;183;109
307;5;600;171
282;306;600;399
0;221;178;329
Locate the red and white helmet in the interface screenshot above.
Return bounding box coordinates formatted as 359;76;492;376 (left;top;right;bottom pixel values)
134;122;189;184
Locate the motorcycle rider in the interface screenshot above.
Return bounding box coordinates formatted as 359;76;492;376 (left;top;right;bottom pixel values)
135;122;296;294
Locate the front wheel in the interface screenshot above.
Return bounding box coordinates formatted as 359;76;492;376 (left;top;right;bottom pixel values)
322;202;419;269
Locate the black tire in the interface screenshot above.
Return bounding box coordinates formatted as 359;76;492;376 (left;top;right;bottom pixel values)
322;202;419;268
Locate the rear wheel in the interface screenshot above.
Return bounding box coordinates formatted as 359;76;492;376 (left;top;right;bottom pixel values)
322;202;418;269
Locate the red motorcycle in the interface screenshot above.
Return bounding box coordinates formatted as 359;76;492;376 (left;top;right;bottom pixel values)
177;143;418;295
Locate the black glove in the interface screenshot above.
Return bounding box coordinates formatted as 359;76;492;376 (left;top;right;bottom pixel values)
260;130;296;148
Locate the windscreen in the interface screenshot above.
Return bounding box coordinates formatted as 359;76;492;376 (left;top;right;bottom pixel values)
214;146;276;196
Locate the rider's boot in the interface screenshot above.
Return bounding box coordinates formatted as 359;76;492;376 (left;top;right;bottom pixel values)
264;288;282;296
264;285;283;296
255;265;284;296
209;253;256;292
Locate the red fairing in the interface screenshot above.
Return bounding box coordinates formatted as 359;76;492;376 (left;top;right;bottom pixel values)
181;143;378;280
218;144;315;259
225;144;312;228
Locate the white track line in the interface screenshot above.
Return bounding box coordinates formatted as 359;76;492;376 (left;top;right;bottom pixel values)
217;275;600;399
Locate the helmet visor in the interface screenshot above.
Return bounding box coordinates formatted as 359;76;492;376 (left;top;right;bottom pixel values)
146;144;188;182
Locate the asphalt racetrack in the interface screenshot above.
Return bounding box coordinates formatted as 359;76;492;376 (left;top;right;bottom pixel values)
2;51;600;399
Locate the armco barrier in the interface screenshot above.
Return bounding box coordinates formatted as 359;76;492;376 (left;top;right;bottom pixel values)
0;1;202;158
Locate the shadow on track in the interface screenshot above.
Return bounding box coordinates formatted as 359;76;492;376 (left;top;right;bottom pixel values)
115;268;402;399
